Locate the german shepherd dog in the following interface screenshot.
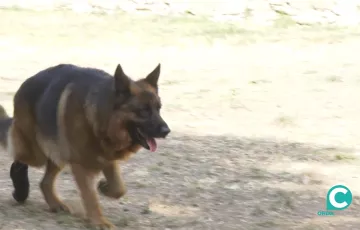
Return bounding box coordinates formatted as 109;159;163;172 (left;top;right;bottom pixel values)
0;63;171;229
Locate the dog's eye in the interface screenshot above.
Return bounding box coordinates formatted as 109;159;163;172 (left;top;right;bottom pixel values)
140;110;149;117
113;104;121;110
139;108;151;117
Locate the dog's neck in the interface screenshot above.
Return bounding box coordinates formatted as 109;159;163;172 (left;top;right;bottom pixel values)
85;78;115;137
85;78;142;161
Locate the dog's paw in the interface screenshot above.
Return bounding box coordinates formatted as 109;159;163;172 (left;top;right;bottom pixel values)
49;202;71;213
97;179;126;199
90;217;115;230
97;179;109;193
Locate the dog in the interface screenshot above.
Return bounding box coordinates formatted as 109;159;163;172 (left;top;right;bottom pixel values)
0;63;171;229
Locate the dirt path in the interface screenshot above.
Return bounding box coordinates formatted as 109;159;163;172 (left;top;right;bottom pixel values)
0;9;360;230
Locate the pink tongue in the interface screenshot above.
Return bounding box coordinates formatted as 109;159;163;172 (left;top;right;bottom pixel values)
146;138;157;152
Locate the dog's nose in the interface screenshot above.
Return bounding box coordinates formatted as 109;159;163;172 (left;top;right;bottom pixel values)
159;125;171;137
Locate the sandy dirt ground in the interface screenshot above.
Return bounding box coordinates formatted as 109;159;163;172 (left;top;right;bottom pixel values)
0;9;360;230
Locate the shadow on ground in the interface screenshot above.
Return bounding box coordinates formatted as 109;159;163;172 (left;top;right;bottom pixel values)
0;132;359;230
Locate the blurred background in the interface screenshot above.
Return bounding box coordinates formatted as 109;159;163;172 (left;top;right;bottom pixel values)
0;0;360;229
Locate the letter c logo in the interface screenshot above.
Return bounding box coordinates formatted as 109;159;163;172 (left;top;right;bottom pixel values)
326;185;352;211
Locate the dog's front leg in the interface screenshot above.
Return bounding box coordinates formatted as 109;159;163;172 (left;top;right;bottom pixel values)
40;160;69;212
71;164;114;229
97;161;127;199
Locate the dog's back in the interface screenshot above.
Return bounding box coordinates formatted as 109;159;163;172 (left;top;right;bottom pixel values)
10;64;112;166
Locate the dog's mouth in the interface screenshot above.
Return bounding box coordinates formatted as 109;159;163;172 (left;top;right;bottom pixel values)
136;128;157;152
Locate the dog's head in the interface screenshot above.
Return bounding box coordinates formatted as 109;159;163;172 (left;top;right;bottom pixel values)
107;63;170;152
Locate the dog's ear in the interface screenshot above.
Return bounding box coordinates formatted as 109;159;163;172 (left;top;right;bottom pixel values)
145;63;161;88
114;64;130;94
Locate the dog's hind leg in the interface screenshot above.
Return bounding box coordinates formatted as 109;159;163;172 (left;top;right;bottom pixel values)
97;161;127;199
8;116;49;203
10;160;29;203
8;124;32;203
40;160;69;212
9;121;47;166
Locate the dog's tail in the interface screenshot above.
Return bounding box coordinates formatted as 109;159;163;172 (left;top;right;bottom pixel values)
0;105;29;203
0;105;12;148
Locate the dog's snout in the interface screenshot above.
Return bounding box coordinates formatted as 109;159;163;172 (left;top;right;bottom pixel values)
158;125;170;137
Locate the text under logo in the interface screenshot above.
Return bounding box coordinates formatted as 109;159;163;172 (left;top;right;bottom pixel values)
318;184;352;216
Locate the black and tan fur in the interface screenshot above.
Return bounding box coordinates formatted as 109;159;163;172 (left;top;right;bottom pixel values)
0;64;170;229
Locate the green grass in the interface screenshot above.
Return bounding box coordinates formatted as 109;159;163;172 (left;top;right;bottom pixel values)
2;7;360;51
335;154;357;161
274;115;295;127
